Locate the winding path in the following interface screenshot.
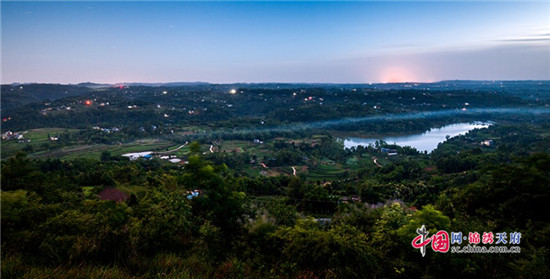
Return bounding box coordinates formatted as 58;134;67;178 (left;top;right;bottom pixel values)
155;142;188;155
373;157;382;168
292;166;297;176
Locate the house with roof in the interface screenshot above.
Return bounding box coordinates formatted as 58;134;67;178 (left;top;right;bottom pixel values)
99;187;129;202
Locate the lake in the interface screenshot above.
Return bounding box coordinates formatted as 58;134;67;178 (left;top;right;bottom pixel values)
344;122;492;153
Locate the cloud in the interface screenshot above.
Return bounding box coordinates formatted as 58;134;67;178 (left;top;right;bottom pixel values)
495;31;550;43
498;38;549;42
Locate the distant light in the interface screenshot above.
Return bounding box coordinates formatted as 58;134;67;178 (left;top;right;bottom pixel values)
84;100;92;106
162;91;168;95
229;89;237;94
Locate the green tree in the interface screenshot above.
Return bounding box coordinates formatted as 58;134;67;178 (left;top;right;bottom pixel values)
1;152;37;190
100;150;112;161
271;219;379;278
397;204;451;241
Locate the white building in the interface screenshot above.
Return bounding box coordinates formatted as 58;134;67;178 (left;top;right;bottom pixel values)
122;151;153;160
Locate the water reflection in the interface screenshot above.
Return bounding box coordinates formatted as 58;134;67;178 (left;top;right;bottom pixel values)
344;122;492;153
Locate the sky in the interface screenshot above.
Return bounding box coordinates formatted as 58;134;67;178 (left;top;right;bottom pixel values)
2;1;549;84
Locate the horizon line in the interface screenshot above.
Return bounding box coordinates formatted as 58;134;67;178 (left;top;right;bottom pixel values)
3;79;550;86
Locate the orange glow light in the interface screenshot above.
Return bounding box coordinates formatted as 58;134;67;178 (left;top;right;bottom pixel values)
84;100;92;106
380;67;416;83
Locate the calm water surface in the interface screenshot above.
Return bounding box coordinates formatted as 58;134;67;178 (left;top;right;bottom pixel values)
344;122;492;153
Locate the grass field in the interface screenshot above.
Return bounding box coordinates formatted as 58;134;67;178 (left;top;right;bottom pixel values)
3;130;387;182
1;141;26;158
307;162;347;181
346;155;379;170
211;140;272;160
218;140;258;153
1;128;81;158
29;139;178;160
116;184;148;195
212;139;380;180
240;166;262;177
25;128;80;140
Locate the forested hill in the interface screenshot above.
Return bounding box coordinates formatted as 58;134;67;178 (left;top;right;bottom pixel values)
3;80;548;111
1;84;94;110
2;143;549;278
2;81;550;278
2;81;548;134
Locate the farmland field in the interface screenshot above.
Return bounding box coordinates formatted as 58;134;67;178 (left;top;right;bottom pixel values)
30;139;177;160
1;128;81;158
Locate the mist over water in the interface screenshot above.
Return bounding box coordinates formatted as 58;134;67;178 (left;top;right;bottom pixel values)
192;107;550;139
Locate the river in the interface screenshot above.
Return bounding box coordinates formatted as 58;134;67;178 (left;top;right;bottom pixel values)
344;122;492;153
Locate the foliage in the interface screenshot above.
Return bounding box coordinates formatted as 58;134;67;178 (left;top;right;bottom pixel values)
2;81;550;278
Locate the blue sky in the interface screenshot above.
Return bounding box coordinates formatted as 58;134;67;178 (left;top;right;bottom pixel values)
2;1;549;83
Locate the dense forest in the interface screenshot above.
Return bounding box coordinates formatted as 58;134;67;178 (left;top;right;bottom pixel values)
2;82;550;278
2;82;548;135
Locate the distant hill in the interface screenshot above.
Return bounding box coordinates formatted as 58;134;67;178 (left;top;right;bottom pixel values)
2;80;548;111
124;82;211;87
1;84;94;110
77;82;112;88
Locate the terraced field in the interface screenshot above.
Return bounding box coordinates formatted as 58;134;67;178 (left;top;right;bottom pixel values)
307;163;347;181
